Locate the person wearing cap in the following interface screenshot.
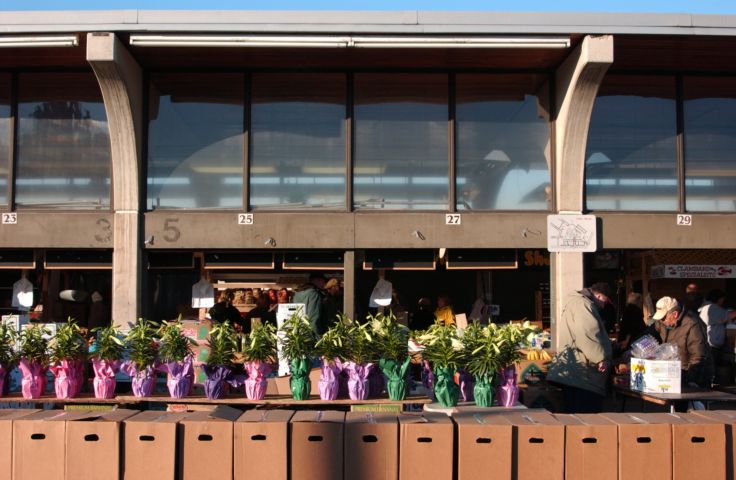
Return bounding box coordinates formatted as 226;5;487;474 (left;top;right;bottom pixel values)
547;282;613;413
647;296;710;388
293;272;328;336
323;278;343;327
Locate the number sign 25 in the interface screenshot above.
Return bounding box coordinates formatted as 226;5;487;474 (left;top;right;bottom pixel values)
1;213;17;225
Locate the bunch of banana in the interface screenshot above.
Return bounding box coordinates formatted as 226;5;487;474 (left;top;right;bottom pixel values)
526;349;552;361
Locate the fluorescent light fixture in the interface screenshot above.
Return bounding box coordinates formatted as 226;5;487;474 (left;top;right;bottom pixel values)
0;35;78;48
129;34;570;49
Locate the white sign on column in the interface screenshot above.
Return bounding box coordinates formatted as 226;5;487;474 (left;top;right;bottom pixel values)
276;303;306;376
547;214;597;253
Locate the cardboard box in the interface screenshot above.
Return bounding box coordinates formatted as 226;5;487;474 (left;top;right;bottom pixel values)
630;358;682;394
554;414;617;480
65;409;138;480
503;412;564;480
234;410;294;480
398;413;453;480
668;412;726;480
0;410;38;480
454;413;513;480
515;359;551;385
179;406;241;480
693;410;736;480
123;411;190;480
600;413;678;480
12;410;77;480
290;411;345;480
345;412;398;480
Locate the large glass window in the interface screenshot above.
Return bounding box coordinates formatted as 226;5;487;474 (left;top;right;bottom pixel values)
585;75;678;211
456;74;551;210
684;77;736;212
353;74;448;210
0;75;10;205
147;73;244;209
15;73;111;209
250;74;346;209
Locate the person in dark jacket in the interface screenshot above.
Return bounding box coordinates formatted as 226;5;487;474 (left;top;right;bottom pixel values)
618;292;646;351
410;297;435;331
293;272;327;336
209;289;246;332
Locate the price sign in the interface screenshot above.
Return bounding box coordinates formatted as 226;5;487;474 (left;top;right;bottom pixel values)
1;213;17;225
445;214;461;226
238;213;254;225
676;214;692;226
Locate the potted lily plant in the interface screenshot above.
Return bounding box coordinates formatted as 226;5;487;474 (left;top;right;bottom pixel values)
371;312;411;401
89;325;125;399
0;323;17;397
202;320;240;400
157;320;197;399
342;318;376;401
495;321;537;407
416;324;462;408
314;316;350;400
122;318;160;397
18;325;50;399
460;322;502;407
49;319;87;399
279;311;316;400
240;322;277;400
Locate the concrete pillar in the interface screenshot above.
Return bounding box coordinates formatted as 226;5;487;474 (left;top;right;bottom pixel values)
86;33;143;329
343;250;356;320
551;35;613;348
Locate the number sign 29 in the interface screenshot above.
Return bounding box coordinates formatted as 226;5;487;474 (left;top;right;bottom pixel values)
676;214;692;226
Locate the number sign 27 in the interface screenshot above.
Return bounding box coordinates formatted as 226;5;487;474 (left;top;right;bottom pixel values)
445;214;461;226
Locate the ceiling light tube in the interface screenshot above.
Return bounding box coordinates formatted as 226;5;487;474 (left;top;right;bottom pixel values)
129;34;570;49
0;35;78;48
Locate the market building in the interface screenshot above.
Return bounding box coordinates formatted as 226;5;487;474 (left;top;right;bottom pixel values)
0;10;735;346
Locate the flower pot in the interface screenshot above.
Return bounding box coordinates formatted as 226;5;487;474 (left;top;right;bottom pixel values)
433;366;460;408
19;358;46;399
379;357;411;401
122;362;157;397
50;360;79;399
244;360;271;400
71;359;86;397
202;364;232;400
289;357;311;400
91;358;120;399
496;365;519;407
0;364;7;398
473;374;494;407
344;361;374;401
158;357;194;399
318;358;341;401
367;367;385;398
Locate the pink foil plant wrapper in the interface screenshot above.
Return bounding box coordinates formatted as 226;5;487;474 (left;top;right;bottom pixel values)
121;361;157;397
19;357;46;399
91;358;120;399
318;358;342;401
50;359;80;399
158;356;193;399
243;360;270;400
343;361;374;400
496;365;519;407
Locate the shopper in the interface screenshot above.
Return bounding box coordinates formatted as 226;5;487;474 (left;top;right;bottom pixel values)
410;297;435;331
208;289;245;331
617;292;646;351
699;289;736;355
434;295;455;326
246;294;276;327
323;278;343;326
647;296;711;388
293;272;327;336
548;282;612;413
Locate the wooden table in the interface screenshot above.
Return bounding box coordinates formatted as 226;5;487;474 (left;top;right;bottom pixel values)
613;384;736;413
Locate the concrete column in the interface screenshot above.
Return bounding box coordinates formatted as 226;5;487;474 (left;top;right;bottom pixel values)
87;33;143;329
343;250;356;320
551;35;613;348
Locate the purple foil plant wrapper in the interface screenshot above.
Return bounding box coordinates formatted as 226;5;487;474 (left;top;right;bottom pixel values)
338;369;349;398
158;356;194;399
92;358;120;399
458;370;475;402
367;367;385;398
318;358;342;401
19;357;46;399
343;361;374;400
202;365;232;400
50;360;79;399
421;360;435;401
0;364;6;398
244;360;271;400
496;365;519;407
121;361;157;397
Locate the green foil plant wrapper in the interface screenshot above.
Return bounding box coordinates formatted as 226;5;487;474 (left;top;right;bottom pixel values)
433;365;460;408
473;373;494;407
289;357;311;400
379;357;411;401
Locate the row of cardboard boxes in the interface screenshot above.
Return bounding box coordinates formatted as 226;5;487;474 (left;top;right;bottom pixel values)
1;407;736;480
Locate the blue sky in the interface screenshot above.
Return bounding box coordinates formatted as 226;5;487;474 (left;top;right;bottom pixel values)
1;0;736;14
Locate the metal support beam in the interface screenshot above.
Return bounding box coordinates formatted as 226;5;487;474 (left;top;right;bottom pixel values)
343;250;356;320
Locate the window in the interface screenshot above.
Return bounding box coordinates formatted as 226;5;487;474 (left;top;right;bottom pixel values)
147;73;244;209
585;75;678;211
0;75;9;205
456;74;551;210
684;77;736;212
15;73;111;209
250;74;346;209
353;74;448;210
